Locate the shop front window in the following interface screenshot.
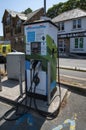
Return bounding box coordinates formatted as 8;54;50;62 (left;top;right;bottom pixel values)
59;40;65;53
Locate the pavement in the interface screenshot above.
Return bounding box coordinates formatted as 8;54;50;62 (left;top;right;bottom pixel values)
0;89;86;130
59;65;86;72
0;75;68;114
59;57;86;93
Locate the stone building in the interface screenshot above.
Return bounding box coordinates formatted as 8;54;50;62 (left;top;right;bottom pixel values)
2;8;44;52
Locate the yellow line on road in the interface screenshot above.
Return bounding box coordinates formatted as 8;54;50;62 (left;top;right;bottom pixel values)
60;74;86;81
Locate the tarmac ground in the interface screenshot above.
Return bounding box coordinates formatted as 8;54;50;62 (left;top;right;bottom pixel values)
0;90;86;130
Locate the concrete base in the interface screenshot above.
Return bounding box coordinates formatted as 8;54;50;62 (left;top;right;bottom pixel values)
24;86;67;113
0;76;68;114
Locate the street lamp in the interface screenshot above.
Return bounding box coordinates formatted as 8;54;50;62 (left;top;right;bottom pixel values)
44;0;46;16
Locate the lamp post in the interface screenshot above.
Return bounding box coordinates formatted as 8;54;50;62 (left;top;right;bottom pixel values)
44;0;46;16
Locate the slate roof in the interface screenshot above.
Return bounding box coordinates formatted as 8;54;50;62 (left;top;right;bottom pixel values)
6;9;27;20
24;8;44;23
52;8;86;23
4;8;43;21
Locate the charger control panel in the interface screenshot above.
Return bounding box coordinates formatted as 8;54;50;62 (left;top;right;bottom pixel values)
26;42;47;55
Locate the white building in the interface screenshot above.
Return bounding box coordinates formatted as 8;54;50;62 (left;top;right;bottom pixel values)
52;8;86;55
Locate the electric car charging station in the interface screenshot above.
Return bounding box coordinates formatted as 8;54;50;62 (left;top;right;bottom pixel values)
24;19;61;113
0;1;68;123
1;19;63;121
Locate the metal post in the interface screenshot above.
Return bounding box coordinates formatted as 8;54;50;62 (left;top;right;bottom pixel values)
44;0;46;16
47;62;51;105
19;57;23;97
0;68;2;91
57;37;61;103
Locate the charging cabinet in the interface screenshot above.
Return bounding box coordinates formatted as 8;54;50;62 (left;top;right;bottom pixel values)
7;52;25;81
24;20;58;104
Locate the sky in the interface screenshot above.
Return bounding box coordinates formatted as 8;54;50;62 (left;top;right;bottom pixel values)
0;0;67;36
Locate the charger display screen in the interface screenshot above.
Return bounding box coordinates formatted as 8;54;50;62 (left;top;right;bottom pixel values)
32;43;39;48
31;42;41;54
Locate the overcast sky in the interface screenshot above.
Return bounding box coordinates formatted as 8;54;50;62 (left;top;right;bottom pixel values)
0;0;67;36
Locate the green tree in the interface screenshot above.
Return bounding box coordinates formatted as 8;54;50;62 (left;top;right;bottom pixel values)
0;36;4;40
47;0;86;19
22;8;32;14
79;0;86;10
47;2;64;18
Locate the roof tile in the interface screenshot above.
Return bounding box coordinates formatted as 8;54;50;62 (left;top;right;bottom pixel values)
52;8;86;23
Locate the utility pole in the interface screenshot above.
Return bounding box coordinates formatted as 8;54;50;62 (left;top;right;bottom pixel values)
44;0;46;16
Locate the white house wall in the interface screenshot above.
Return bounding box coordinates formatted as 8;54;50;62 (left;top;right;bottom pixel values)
82;17;86;29
84;37;86;52
57;16;86;54
58;17;86;34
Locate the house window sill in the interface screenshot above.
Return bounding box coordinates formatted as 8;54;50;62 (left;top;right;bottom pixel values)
71;28;83;31
58;30;65;33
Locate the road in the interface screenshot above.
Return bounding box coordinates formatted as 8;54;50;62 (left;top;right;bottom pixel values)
57;58;86;88
42;92;86;130
0;91;86;130
60;69;86;80
59;58;86;69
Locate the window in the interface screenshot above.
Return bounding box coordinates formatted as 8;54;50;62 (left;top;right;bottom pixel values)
75;38;78;48
5;27;10;33
78;19;81;28
15;27;21;34
11;29;13;36
74;37;83;49
17;19;21;25
6;14;11;25
73;20;76;29
59;39;65;53
73;19;81;29
61;22;64;30
58;22;64;31
15;19;22;34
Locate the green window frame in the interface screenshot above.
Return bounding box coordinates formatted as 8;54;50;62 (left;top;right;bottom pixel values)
75;37;84;49
75;38;78;48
